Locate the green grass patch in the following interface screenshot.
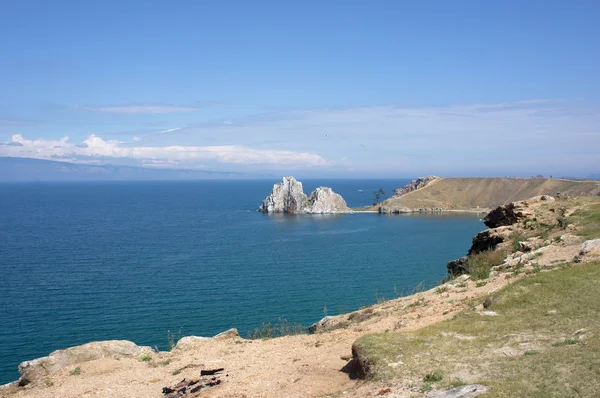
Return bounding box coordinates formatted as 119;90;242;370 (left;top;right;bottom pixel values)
248;318;306;339
70;367;81;376
353;261;600;396
140;354;152;362
423;371;443;382
569;201;600;239
465;249;506;280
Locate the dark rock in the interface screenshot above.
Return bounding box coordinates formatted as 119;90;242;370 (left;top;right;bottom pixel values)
484;201;535;228
468;227;511;255
483;295;499;309
447;256;468;276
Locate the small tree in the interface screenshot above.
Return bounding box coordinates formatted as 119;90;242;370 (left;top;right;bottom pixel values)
372;188;385;205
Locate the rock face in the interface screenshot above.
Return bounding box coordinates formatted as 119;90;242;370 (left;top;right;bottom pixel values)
468;226;512;255
17;340;153;385
393;176;438;197
259;177;349;214
484;200;535;228
304;187;349;214
447;256;469;276
259;176;308;213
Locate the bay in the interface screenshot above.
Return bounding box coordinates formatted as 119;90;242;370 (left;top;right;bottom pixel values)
0;179;484;384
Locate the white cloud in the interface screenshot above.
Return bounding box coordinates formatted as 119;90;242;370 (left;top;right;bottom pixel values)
167;99;600;175
82;105;200;114
158;127;182;134
1;134;331;167
132;136;141;142
3;99;598;176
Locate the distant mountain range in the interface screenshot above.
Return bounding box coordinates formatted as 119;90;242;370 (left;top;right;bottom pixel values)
0;157;250;181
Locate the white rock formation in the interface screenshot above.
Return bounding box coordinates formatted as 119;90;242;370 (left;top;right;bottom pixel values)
259;177;350;214
259;176;308;213
303;187;349;214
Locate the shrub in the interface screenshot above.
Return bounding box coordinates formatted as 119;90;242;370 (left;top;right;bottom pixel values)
465;250;506;280
140;354;152;362
70;367;81;376
423;371;444;382
248;318;306;339
167;328;183;351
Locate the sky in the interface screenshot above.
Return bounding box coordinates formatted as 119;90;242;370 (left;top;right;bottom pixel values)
1;0;599;178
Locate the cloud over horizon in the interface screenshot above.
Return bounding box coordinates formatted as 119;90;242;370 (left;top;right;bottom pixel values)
2;99;599;176
1;134;331;169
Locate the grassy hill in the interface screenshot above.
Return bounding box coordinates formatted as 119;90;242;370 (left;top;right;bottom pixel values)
379;178;600;212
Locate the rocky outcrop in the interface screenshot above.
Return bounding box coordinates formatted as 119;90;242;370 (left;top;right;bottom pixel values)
393;176;439;197
16;340;153;386
175;328;240;351
259;176;308;213
484;195;555;228
484;201;534;228
307;316;334;334
304;187;349;214
468;226;512;255
447;256;469;276
259;177;350;214
579;239;600;256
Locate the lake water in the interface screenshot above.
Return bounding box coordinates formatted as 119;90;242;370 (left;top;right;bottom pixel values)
0;179;484;384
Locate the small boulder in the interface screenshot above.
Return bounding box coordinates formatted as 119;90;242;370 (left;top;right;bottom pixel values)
308;316;333;334
174;336;210;351
518;241;535;252
579;239;600;256
213;328;240;340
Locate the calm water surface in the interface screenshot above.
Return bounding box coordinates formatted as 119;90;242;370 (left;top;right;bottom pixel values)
0;180;484;384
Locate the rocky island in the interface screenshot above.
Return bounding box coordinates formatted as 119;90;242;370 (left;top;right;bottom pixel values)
258;176;350;214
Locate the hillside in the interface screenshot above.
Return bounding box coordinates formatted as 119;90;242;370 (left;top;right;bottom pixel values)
379;177;600;213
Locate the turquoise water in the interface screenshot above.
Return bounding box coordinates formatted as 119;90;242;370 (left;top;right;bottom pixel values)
0;180;484;384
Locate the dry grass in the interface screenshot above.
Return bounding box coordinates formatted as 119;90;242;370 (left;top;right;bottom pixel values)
381;178;600;210
354;261;600;396
465;249;507;280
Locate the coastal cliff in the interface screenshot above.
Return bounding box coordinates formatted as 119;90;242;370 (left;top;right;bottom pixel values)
259;176;350;214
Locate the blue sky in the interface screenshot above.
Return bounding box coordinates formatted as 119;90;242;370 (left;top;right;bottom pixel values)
1;0;599;177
